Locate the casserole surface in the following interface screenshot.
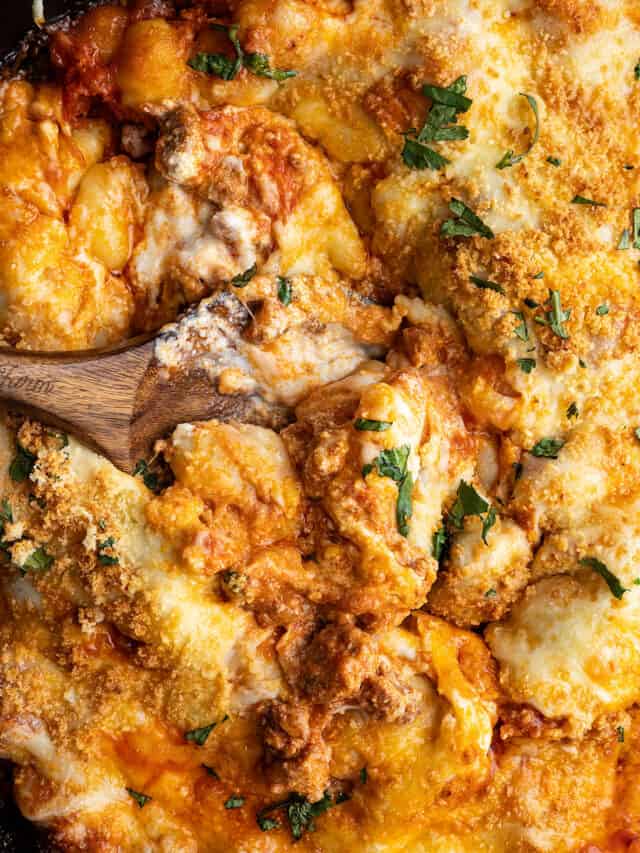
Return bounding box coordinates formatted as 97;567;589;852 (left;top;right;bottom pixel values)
1;1;640;851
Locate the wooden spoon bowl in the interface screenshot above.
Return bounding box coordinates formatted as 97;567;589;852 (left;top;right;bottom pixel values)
0;293;287;473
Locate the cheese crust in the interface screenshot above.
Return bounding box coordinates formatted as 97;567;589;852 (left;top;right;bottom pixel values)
1;1;640;851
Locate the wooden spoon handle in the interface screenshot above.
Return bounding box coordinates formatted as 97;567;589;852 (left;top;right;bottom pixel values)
0;338;156;472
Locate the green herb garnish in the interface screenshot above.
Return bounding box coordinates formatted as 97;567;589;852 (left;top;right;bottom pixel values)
633;209;640;249
185;722;217;746
516;358;536;373
530;437;564;458
402;76;471;171
579;556;628;599
354;419;393;432
225;795;245;809
360;767;368;784
432;525;449;562
244;52;296;80
189;24;295;82
441;198;494;239
230;264;257;287
596;304;609;316
9;444;36;483
22;546;53;575
256;791;341;840
96;537;119;566
401;138;450;170
496;93;539;169
567;401;579;419
618;229;631;250
512;311;529;342
202;764;219;778
469;275;505;294
534;289;570;339
127;788;152;808
481;505;497;545
396;472;414;538
546;156;561;166
277;276;292;306
133;459;160;493
571;195;606;207
363;445;413;537
617;725;625;743
449;480;488;527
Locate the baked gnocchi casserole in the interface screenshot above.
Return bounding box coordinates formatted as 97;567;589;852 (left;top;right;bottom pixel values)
1;1;640;850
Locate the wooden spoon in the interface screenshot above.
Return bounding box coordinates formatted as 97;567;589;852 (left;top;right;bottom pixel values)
0;293;287;473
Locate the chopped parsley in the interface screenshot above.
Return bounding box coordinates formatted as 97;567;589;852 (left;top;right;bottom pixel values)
363;445;413;537
202;764;219;779
617;725;625;743
363;446;409;482
9;444;36;483
354;418;393;432
432;525;449;562
133;459;161;493
516;357;536;373
571;194;606;207
481;505;497;545
127;788;152;808
360;767;368;784
496;93;539;169
256;791;342;840
185;715;228;746
448;480;496;544
225;795;245;809
277;276;292;306
635;59;640;80
21;546;53;575
396;472;414;538
579;556;628;600
0;499;12;531
96;537;119;566
469;275;505;294
189;24;295;82
596;304;609;316
530;437;564;458
402;139;449;170
188;24;243;80
534;289;571;339
633;208;640;249
484;588;497;598
244;52;296;81
532;271;545;280
230;264;257;287
512;311;529;342
402;76;471;171
441;198;494;239
546;156;561;166
618;229;631;250
566;401;579;419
